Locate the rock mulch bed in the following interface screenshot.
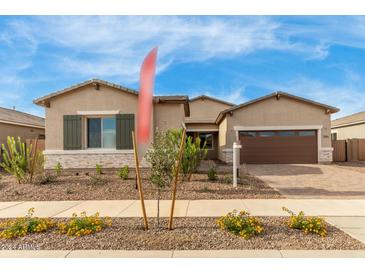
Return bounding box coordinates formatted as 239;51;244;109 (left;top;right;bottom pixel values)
0;171;283;201
0;217;364;250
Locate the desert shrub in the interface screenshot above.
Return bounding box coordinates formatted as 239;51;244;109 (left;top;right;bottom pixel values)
88;174;108;185
207;166;218;181
0;208;54;239
117;165;129;180
58;212;112;237
95;164;103;175
221;174;232;184
217;210;264;239
54;162;63;176
282;207;327;237
34;173;57;185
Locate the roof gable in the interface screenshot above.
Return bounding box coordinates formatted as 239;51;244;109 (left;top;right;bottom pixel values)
190;95;235;107
33;79;190;116
216;91;339;124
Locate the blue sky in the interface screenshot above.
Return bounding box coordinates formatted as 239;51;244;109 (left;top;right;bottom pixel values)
1;16;365;119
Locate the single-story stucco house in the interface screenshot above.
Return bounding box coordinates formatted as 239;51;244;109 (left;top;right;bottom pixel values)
33;79;339;169
331;111;365;140
0;107;45;148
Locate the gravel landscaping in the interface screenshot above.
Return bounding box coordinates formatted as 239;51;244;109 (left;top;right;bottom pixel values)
0;217;363;250
0;170;283;201
333;162;365;174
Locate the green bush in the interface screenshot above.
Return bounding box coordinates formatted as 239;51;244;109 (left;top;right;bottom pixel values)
55;162;63;176
282;207;327;237
117;165;129;180
58;212;112;237
217;210;264;239
0;208;54;239
95;164;103;175
168;130;207;181
207;166;218;181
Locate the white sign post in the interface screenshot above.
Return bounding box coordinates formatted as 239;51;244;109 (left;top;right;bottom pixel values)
233;142;242;188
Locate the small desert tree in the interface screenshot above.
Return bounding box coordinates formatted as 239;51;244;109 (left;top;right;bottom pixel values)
145;130;179;227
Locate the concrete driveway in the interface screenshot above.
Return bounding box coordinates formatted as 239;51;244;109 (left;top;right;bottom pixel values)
247;164;365;199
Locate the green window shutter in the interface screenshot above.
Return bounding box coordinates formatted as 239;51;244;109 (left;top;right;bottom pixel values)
116;114;135;149
63;115;82;150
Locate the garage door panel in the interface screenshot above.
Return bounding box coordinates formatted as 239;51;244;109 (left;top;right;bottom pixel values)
240;131;317;164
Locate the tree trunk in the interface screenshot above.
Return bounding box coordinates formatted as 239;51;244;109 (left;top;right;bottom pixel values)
157;188;160;228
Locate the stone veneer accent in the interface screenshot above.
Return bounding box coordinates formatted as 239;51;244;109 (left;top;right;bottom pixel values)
43;150;149;169
220;148;233;163
319;147;333;163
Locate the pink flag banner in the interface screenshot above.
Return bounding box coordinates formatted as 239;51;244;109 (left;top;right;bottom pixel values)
137;47;158;158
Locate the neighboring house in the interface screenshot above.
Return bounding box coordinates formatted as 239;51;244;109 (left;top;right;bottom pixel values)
34;79;339;169
331;111;365;140
0;107;45;148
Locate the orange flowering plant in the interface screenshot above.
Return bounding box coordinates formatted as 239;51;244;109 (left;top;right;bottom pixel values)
282;207;327;237
58;211;112;237
217;210;264;239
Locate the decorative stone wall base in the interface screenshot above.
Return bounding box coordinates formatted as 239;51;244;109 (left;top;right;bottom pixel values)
319;147;333;163
43;150;149;169
219;148;233;163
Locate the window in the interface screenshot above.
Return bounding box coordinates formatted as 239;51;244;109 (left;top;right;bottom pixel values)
277;131;296;137
298;130;316;137
331;132;337;141
240;131;256;137
199;133;213;150
258;131;275;137
87;117;116;148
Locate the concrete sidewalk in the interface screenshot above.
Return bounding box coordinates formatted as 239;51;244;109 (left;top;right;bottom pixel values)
0;199;365;218
0;249;364;258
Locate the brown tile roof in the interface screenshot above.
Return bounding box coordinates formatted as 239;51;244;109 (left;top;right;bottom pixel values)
0;107;45;128
332;111;365;128
190;95;235;107
215;91;340;124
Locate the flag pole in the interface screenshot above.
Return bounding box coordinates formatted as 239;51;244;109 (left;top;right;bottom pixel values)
132;131;149;230
168;127;186;230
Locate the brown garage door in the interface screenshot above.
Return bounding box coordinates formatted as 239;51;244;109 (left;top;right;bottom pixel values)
239;130;318;164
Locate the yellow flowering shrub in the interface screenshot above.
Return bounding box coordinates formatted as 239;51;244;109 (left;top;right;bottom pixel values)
58;212;112;237
217;210;264;239
0;208;54;239
282;207;327;237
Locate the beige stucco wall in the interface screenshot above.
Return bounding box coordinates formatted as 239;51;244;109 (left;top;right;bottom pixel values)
188;98;232;121
219;96;333;163
45;84;145;150
185;123;218;131
332;123;365;140
0;123;45;147
153;103;185;132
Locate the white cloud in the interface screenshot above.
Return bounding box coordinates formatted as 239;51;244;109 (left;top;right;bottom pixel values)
1;16;338;83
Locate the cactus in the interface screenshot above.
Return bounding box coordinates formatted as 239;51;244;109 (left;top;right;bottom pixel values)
0;136;32;183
